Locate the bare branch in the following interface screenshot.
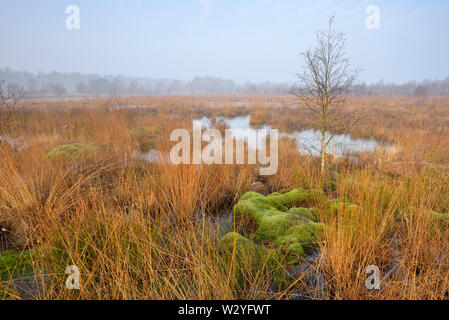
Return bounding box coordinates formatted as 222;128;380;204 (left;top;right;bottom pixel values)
0;81;25;133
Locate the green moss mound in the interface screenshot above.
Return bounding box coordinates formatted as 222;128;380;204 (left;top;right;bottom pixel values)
234;189;327;223
431;212;449;224
130;126;161;137
218;232;274;265
0;288;19;300
130;127;161;153
217;232;286;291
228;189;328;262
221;189;365;266
0;250;34;280
401;206;449;230
0;250;42;300
47;143;102;161
217;189;337;290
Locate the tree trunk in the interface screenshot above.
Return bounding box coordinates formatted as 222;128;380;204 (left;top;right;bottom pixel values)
320;127;326;175
320;105;327;175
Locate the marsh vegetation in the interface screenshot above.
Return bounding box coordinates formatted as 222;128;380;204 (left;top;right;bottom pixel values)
0;94;448;299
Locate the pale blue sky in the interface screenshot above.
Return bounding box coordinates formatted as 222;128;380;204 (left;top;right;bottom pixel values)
0;0;448;83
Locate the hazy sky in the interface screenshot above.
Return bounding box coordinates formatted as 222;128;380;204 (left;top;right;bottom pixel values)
0;0;448;83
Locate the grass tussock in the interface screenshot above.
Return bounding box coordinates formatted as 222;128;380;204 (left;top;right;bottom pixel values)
0;95;448;300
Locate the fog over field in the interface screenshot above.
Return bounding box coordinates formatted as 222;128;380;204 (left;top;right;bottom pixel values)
0;1;448;95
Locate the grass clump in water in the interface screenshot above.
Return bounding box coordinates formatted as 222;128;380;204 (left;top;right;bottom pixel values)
130;127;161;153
47;143;102;161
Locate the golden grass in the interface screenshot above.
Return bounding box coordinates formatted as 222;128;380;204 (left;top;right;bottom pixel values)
0;95;448;300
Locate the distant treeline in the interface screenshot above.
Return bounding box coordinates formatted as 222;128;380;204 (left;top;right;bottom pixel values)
1;67;448;97
350;79;449;97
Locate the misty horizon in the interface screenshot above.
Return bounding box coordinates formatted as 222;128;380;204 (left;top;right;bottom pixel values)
2;65;449;87
1;66;448;96
1;1;448;84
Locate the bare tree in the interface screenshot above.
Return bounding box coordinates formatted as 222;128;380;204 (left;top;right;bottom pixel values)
294;16;360;174
0;81;25;134
108;89;127;112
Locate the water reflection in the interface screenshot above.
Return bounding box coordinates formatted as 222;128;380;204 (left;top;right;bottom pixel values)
194;115;391;157
133;115;396;162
